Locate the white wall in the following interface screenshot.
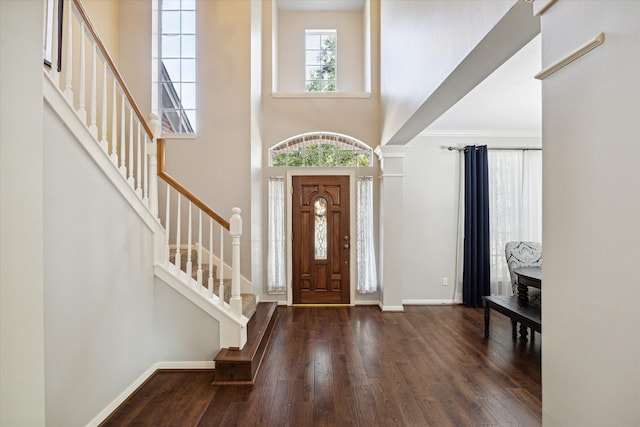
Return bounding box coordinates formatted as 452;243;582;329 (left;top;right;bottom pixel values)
276;9;365;93
541;1;640;425
154;280;220;361
0;1;46;425
403;134;541;304
43;103;158;426
83;0;120;64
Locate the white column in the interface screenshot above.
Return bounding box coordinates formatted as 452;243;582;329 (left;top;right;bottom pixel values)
229;208;243;316
374;145;407;312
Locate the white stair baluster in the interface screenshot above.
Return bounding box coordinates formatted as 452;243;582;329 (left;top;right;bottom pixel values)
78;23;86;123
127;109;134;187
197;211;203;287
164;185;171;266
219;224;224;306
88;42;97;137
99;61;108;152
208;218;214;298
186;202;193;283
110;79;118;165
63;0;73;103
147;113;160;217
142;131;149;206
175;194;181;273
135;123;142;198
119;96;126;176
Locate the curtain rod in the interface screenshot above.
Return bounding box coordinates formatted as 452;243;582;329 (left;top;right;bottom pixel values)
446;146;542;152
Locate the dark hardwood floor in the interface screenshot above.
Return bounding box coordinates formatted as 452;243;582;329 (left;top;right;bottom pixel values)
101;305;541;426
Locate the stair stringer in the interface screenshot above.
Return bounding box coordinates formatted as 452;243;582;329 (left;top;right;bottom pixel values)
154;265;248;349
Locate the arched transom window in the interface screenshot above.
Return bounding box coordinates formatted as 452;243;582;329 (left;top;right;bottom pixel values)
269;132;373;167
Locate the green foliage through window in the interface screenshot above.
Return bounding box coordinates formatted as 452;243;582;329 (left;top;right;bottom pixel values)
269;133;373;168
272;144;370;167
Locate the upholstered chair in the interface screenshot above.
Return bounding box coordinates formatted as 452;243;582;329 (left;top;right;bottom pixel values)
505;241;542;306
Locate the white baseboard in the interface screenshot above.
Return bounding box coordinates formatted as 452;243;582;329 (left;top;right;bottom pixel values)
403;299;463;305
86;361;216;427
379;303;405;312
354;300;381;306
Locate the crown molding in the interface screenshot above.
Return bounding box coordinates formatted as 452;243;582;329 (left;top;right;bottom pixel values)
418;129;541;138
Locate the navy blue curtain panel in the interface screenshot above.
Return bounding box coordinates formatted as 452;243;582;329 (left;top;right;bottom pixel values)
463;145;490;307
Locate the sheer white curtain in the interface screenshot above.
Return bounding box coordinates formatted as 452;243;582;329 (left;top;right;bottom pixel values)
488;150;542;295
356;177;377;293
267;177;286;294
522;150;542;241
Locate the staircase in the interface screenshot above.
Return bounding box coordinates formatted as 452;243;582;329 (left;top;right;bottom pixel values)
44;0;279;387
170;248;257;319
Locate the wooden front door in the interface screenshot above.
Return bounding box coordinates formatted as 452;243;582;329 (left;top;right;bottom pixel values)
292;176;350;304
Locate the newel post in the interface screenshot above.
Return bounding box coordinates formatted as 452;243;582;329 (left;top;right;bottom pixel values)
148;113;160;218
229;207;243;317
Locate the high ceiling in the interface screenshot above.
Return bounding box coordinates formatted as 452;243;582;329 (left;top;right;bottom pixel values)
426;35;542;134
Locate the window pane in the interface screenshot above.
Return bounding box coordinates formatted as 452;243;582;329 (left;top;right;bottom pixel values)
184;110;196;130
314;198;327;260
162;11;180;33
162;0;180;10
306;66;321;79
181;11;196;34
182;35;196;58
162;35;180;58
305;33;321;48
181;59;196;82
306;50;321;65
181;83;196;109
182;0;196;10
162;59;181;81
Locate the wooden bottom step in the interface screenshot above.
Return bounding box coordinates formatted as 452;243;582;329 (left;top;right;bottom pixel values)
213;302;279;385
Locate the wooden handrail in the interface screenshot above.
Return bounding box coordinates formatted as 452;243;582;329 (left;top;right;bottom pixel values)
72;0;153;140
157;139;230;230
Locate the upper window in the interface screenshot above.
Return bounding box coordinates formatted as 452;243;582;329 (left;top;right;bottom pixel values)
159;0;196;134
269;132;372;167
305;30;336;92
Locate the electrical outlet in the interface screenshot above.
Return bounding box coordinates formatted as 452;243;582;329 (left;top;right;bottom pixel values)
442;277;448;286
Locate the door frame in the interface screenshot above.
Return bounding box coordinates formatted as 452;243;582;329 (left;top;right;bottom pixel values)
286;170;356;306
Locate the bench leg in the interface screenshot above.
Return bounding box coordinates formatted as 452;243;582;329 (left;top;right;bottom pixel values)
511;320;517;339
484;304;490;337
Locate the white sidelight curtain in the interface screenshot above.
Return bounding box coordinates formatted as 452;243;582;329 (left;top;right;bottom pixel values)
267;177;286;294
356;176;377;293
488;150;542;296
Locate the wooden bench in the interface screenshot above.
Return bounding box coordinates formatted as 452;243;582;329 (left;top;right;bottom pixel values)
483;295;541;342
